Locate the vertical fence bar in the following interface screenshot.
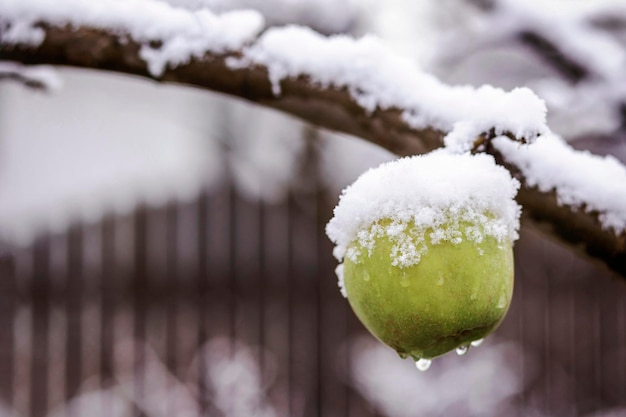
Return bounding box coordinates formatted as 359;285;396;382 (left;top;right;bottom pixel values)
143;205;168;417
286;191;295;417
574;277;584;414
594;273;606;412
543;251;552;416
290;192;321;416
258;201;267;385
312;194;323;417
234;192;260;350
599;278;619;406
260;194;289;416
616;291;626;406
317;199;351;417
100;216;116;417
307;193;320;417
207;184;232;347
65;225;83;413
196;191;209;412
133;206;148;416
593;281;603;410
30;236;50;417
13;251;32;417
165;203;179;415
567;275;576;416
82;226;102;402
575;271;594;414
513;242;528;417
228;184;237;350
46;238;66;412
0;252;16;410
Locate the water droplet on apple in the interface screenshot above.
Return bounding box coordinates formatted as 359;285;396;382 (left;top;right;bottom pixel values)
363;270;371;281
456;344;470;355
470;338;484;347
415;358;432;372
497;293;507;308
436;275;444;286
400;271;410;287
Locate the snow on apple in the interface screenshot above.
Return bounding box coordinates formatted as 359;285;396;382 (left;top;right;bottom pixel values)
326;151;521;267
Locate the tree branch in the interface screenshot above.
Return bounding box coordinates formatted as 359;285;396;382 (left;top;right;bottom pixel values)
517;31;590;84
1;23;625;278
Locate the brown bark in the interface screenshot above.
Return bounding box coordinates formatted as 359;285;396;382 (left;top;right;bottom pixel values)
1;23;625;278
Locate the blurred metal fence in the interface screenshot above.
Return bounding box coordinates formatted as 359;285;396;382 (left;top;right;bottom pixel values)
0;182;625;417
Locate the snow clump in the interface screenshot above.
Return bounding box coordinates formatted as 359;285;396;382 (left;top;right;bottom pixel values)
0;0;264;76
494;133;626;233
326;151;521;276
237;25;548;152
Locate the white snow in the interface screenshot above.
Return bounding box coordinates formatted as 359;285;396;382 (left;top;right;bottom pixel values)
0;69;223;244
226;99;306;203
335;264;347;298
236;25;548;152
5;0;625;248
0;0;264;76
1;0;548;150
431;0;626;139
494;0;626;82
0;62;63;91
528;78;622;138
326;152;521;268
439;0;626;84
166;0;357;34
501;0;626;139
494;133;626;233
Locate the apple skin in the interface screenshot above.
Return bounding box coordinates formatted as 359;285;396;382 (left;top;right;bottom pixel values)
343;220;514;360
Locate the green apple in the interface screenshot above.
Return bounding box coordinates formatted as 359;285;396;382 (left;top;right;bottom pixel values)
343;218;514;361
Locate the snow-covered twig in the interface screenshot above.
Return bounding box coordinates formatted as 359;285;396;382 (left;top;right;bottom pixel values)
0;61;61;91
0;0;625;276
458;0;626;84
453;0;626;132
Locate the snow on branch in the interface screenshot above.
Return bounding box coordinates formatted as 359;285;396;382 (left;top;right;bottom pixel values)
0;61;61;91
461;0;626;83
491;135;626;276
456;0;626;132
1;0;547;152
1;0;625;276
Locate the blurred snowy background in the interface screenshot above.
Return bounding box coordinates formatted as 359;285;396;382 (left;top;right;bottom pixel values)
1;0;626;416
